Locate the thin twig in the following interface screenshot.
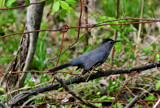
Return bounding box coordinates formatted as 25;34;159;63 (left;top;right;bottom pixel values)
83;0;89;50
134;0;144;65
77;0;83;40
21;95;44;108
0;20;159;39
110;0;119;67
8;61;160;106
153;98;160;108
112;74;136;105
0;0;48;10
124;86;154;108
55;77;98;108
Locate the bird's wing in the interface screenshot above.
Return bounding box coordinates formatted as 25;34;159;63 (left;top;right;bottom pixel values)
84;59;97;71
84;52;105;71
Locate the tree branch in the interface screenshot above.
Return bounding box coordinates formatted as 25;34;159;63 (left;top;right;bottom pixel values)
55;77;98;108
124;86;154;108
8;61;160;106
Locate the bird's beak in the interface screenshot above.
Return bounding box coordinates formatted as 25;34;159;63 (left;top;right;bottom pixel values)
114;40;120;43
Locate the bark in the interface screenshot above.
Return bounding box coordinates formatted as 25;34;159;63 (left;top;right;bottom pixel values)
83;0;89;50
0;0;44;92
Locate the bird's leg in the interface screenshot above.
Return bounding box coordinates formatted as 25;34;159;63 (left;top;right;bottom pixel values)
75;67;80;71
91;66;99;73
95;68;103;72
92;66;97;71
76;65;82;71
103;63;117;69
94;66;104;72
99;66;105;71
86;73;91;82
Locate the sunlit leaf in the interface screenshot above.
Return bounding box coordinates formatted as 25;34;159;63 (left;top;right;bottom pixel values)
0;0;5;8
156;81;160;90
60;1;70;10
52;1;60;14
113;103;123;108
152;43;156;50
0;88;5;94
155;54;160;61
142;46;152;52
6;0;16;7
95;103;102;107
66;0;76;5
145;95;155;105
115;42;122;53
68;7;75;15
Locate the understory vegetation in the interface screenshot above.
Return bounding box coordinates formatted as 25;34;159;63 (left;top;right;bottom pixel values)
0;0;160;107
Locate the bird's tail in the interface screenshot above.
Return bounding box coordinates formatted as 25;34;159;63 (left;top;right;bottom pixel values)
49;63;71;73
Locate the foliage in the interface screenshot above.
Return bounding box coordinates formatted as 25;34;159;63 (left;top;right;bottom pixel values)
156;81;160;90
113;102;123;108
0;0;160;107
52;0;76;18
0;0;5;8
0;96;6;103
145;95;155;105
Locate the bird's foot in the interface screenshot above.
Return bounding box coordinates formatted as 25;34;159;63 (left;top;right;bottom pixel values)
96;68;103;72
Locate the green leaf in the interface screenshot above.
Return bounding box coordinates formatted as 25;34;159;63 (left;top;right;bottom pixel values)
127;98;133;102
60;1;70;10
107;96;115;100
60;9;67;19
107;17;115;21
130;54;136;60
110;21;120;30
0;96;6;102
97;16;106;22
155;54;160;61
113;102;123;108
127;27;135;32
95;103;102;107
115;42;122;53
66;0;76;5
145;95;155;105
142;46;152;52
27;80;35;88
108;85;115;93
0;88;5;94
0;0;5;8
45;0;54;5
100;96;108;100
58;87;63;91
68;7;75;15
119;19;127;23
152;43;156;50
88;13;96;18
99;96;115;101
25;0;30;4
136;105;142;108
106;17;121;30
124;45;131;52
52;1;60;14
6;0;16;7
23;73;31;85
156;81;160;90
95;77;101;83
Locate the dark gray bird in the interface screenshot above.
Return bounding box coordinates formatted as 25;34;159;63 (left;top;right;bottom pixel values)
49;38;120;74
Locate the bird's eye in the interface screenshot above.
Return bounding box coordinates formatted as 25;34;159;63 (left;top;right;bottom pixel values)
110;41;113;44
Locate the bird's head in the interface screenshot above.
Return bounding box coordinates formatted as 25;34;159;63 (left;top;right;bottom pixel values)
101;38;120;46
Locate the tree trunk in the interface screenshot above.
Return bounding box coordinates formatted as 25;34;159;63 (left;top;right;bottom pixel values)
0;0;44;93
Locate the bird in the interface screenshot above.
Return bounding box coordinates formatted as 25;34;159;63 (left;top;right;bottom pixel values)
49;38;120;74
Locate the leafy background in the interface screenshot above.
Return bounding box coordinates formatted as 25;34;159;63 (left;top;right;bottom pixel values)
0;0;160;107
